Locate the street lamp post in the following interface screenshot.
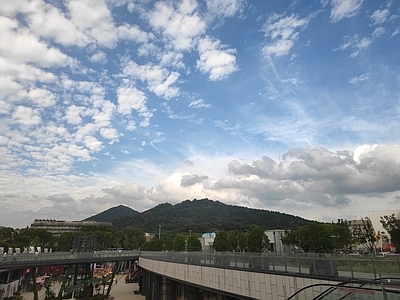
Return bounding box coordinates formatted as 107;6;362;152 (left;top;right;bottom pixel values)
158;225;161;239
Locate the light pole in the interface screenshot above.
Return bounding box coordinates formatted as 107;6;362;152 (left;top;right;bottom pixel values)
158;225;161;239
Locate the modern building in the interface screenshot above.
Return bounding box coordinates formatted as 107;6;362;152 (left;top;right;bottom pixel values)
368;209;400;237
145;232;155;242
200;232;216;252
265;229;286;253
368;209;400;252
30;219;113;237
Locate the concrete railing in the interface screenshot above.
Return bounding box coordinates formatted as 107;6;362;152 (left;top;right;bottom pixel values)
0;250;141;266
139;251;400;280
2;250;400;281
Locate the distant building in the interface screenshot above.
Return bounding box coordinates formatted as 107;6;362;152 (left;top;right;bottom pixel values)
200;232;216;252
368;209;400;238
265;229;285;253
348;209;400;253
368;209;400;252
30;219;113;237
145;232;155;242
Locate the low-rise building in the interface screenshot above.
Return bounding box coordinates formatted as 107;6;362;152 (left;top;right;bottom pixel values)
30;219;113;237
265;229;286;253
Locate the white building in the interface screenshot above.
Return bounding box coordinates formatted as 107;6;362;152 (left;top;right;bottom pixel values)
368;209;400;252
265;229;286;253
368;209;400;237
200;232;215;252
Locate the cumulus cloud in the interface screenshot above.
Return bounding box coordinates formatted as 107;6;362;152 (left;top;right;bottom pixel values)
147;0;206;51
117;85;148;115
0;16;73;67
67;0;118;48
370;9;390;25
349;73;370;84
12;106;42;126
2;144;400;227
181;174;209;187
262;13;309;57
206;0;245;18
189;99;211;109
334;34;371;57
121;60;180;99
327;0;364;22
89;51;108;64
197;36;237;80
372;27;385;38
100;127;121;144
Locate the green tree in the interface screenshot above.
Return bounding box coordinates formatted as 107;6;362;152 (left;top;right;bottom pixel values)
213;231;231;252
173;234;187;251
247;225;269;252
380;214;400;252
163;238;174;251
13;233;31;250
0;227;15;251
186;234;202;251
281;230;300;252
227;230;247;252
331;219;353;253
352;217;376;254
57;232;75;251
296;222;334;253
122;226;145;249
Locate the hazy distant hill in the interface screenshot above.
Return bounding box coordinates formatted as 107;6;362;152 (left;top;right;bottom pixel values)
83;204;140;223
92;199;311;234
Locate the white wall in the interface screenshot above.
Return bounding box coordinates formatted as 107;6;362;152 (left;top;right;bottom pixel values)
139;257;335;300
368;209;400;239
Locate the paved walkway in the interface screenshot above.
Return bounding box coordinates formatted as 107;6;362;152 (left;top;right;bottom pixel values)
20;275;144;300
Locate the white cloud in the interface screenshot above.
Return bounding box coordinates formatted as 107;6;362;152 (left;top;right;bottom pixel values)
84;136;103;152
89;51;108;64
117;24;153;44
370;9;390;25
117;85;148;114
0;16;73;67
159;52;185;69
65;105;84;125
372;27;385;38
197;36;237;80
67;144;91;161
0;57;57;83
349;73;370;84
262;14;309;57
67;0;118;48
206;0;244;18
121;60;180;99
328;0;364;22
17;0;89;47
100;127;121;144
28;88;56;107
334;35;371;57
147;0;206;50
189;99;211;109
12;106;41;126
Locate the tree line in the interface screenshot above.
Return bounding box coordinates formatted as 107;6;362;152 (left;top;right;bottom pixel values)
1;214;399;254
280;216;400;254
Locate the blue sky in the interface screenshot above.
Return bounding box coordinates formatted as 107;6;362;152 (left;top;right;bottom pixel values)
1;0;400;229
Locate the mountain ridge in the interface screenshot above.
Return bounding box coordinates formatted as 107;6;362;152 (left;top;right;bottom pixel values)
85;199;311;234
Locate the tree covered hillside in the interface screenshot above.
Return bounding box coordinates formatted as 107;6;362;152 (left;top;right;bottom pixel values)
110;199;311;235
83;204;140;223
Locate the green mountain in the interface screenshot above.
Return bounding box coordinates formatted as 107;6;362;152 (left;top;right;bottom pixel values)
83;204;140;223
97;199;311;234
